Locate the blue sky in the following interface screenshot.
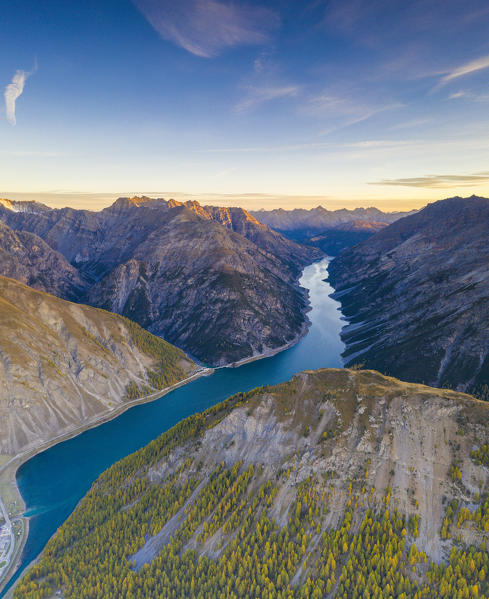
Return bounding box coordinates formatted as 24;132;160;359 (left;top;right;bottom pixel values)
2;0;489;210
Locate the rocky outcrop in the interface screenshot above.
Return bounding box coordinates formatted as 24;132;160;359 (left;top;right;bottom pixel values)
0;221;85;301
0;276;195;455
17;369;489;598
329;196;489;397
0;197;319;365
187;203;322;276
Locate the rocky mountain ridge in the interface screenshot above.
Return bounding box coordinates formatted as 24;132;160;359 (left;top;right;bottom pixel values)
15;368;489;598
252;205;416;255
0;220;86;301
329;195;489;397
0;197;320;365
251;205;415;233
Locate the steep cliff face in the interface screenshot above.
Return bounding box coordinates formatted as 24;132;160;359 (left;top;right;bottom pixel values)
86;208;309;364
0;276;196;455
0;197;318;365
0;221;85;301
15;369;489;598
329;196;489;397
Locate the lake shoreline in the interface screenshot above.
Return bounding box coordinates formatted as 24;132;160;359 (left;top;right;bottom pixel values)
1;257;341;598
0;366;214;596
0;288;314;597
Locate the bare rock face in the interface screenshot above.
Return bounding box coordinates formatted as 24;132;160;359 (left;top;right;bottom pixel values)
0;276;195;455
0;197;319;365
186;203;322;277
329;196;489;398
0;221;86;301
18;369;489;598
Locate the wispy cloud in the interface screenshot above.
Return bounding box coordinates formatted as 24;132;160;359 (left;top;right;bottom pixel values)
448;89;489;102
389;118;431;131
4;63;36;126
234;84;300;112
370;171;489;188
437;54;489;87
204;138;412;154
132;0;279;58
304;92;403;130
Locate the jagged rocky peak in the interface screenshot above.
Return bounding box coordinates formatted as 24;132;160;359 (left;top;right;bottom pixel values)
0;197;50;214
0;194;320;366
107;196;170;212
249;204;417;255
0;198;13;210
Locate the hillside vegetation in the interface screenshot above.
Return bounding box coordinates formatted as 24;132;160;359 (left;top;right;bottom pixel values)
14;369;489;598
0;276;195;455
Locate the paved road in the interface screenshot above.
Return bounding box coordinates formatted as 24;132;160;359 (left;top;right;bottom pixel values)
0;498;14;581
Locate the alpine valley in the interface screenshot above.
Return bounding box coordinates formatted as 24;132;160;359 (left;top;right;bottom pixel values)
0;197;321;366
2;196;489;599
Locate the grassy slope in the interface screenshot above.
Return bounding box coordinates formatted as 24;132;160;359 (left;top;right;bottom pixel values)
0;276;196;455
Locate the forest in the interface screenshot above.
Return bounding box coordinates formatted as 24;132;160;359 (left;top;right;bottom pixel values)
13;376;489;599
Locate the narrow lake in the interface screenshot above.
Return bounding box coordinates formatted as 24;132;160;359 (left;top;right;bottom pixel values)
4;257;345;595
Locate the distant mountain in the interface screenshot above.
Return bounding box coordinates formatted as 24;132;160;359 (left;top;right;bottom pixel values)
329;195;489;398
0;197;321;365
0;276;195;455
15;368;489;598
251;205;415;254
0;220;85;301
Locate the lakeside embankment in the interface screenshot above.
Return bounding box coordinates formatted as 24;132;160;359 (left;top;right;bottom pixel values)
0;332;312;596
0;312;312;596
1;257;345;597
0;366;212;596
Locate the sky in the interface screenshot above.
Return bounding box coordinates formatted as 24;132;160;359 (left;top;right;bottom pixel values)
1;0;489;211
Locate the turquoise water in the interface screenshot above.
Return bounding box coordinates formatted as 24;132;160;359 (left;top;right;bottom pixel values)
4;258;345;595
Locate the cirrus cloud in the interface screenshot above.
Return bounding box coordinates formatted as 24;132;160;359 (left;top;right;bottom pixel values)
132;0;279;58
234;84;300;112
439;54;489;86
4;65;36;126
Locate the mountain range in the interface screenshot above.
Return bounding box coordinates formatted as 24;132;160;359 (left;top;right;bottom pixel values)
251;206;415;255
0;197;321;365
329;195;489;398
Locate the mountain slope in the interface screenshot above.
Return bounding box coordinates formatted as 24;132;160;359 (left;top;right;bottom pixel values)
0;197;318;365
0;276;196;455
186;203;322;275
329;196;489;397
14;368;489;598
0;220;85;301
251;206;415;254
